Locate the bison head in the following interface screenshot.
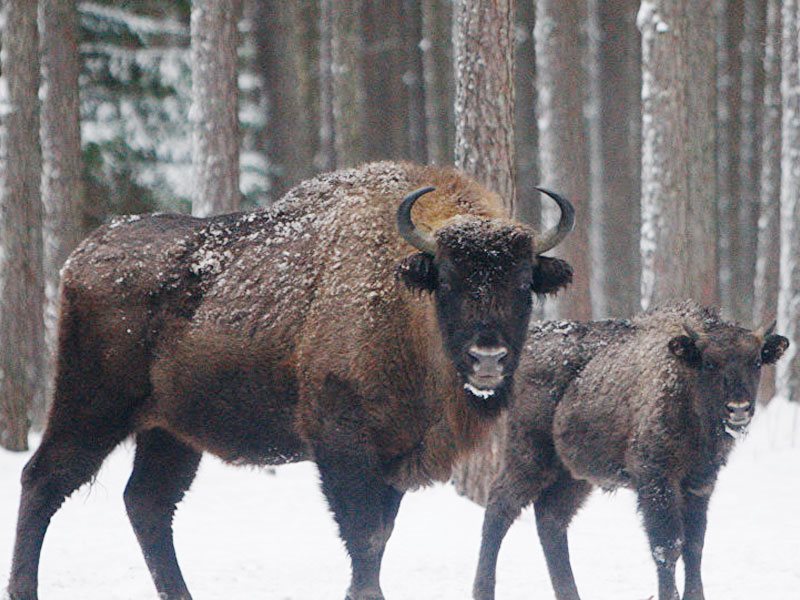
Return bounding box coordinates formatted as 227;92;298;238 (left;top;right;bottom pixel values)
668;321;789;431
395;187;574;415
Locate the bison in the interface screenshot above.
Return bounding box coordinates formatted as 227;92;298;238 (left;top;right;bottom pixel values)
472;300;789;600
7;161;574;600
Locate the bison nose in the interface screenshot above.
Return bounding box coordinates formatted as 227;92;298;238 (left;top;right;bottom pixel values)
468;346;508;375
726;400;752;425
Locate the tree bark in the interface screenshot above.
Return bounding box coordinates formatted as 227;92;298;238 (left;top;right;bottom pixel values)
421;0;454;165
318;0;337;171
253;1;317;200
331;0;367;167
732;0;767;325
754;0;781;403
777;0;800;403
451;0;516;506
403;0;428;162
0;0;43;451
535;0;592;321
191;0;242;217
39;0;86;423
588;0;641;318
716;0;744;319
514;0;539;228
639;0;718;310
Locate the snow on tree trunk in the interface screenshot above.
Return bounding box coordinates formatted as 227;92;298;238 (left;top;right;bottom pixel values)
754;0;782;403
39;0;86;424
331;0;366;168
777;0;800;403
253;1;317;200
535;0;592;321
451;0;516;506
588;0;641;318
190;0;242;217
733;0;767;325
0;0;43;451
715;0;744;319
421;0;454;165
639;0;718;311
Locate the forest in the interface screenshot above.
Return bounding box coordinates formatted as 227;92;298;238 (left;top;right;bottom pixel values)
0;1;799;599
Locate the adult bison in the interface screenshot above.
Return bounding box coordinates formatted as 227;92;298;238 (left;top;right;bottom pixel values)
473;301;789;600
7;161;574;600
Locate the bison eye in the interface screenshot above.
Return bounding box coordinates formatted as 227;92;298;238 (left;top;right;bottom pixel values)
754;358;763;369
702;358;717;371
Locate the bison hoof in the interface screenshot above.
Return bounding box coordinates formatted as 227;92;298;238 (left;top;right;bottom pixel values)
345;588;385;600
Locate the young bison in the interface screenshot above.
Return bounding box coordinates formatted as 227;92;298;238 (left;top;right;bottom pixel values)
473;301;789;600
7;161;574;600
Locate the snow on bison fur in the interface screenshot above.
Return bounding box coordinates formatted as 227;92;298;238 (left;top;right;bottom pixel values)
7;161;575;600
473;301;789;600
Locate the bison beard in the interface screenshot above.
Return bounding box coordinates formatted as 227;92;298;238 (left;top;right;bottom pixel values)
6;161;573;600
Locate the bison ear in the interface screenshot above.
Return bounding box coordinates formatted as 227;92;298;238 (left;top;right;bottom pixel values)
396;252;437;294
762;334;789;365
531;256;573;296
668;335;702;366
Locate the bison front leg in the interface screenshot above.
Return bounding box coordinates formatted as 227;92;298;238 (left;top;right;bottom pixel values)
637;476;684;600
315;446;403;600
681;489;710;600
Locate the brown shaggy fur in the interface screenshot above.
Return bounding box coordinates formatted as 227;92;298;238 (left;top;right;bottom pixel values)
473;300;789;600
7;161;572;600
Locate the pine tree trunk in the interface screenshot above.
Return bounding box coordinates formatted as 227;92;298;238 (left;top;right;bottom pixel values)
404;0;428;162
39;0;86;424
191;0;242;217
716;0;744;318
777;0;800;403
451;0;516;506
253;1;317;200
589;0;641;318
331;0;366;167
733;0;767;325
0;0;43;451
535;0;592;321
421;0;454;165
639;0;718;310
754;0;781;403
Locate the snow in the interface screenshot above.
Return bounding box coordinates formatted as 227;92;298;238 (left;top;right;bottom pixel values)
1;403;799;599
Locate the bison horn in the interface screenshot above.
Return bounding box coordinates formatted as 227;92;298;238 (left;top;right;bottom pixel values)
397;187;438;255
754;319;777;340
531;187;576;254
682;323;701;341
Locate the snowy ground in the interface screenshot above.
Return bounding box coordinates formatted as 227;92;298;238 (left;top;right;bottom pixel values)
1;400;799;600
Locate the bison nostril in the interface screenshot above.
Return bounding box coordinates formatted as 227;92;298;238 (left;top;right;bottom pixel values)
468;346;508;364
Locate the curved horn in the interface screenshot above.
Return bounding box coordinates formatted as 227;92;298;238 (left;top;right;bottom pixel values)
754;319;777;341
683;323;701;341
531;187;576;254
397;186;437;255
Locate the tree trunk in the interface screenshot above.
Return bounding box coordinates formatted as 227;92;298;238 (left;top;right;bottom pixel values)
754;0;781;403
451;0;516;506
0;0;43;451
716;0;744;319
331;0;366;167
253;1;317;200
639;0;718;310
732;0;767;325
191;0;242;217
535;0;592;321
318;0;337;171
514;0;539;228
421;0;454;165
39;0;86;424
403;0;428;162
777;0;800;403
588;0;641;318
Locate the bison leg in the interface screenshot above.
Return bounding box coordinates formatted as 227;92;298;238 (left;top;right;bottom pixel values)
473;465;554;600
637;477;683;600
124;428;201;600
8;428;125;600
681;490;710;600
534;472;591;600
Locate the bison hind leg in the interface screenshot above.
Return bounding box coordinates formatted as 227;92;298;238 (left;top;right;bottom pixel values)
124;428;201;600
